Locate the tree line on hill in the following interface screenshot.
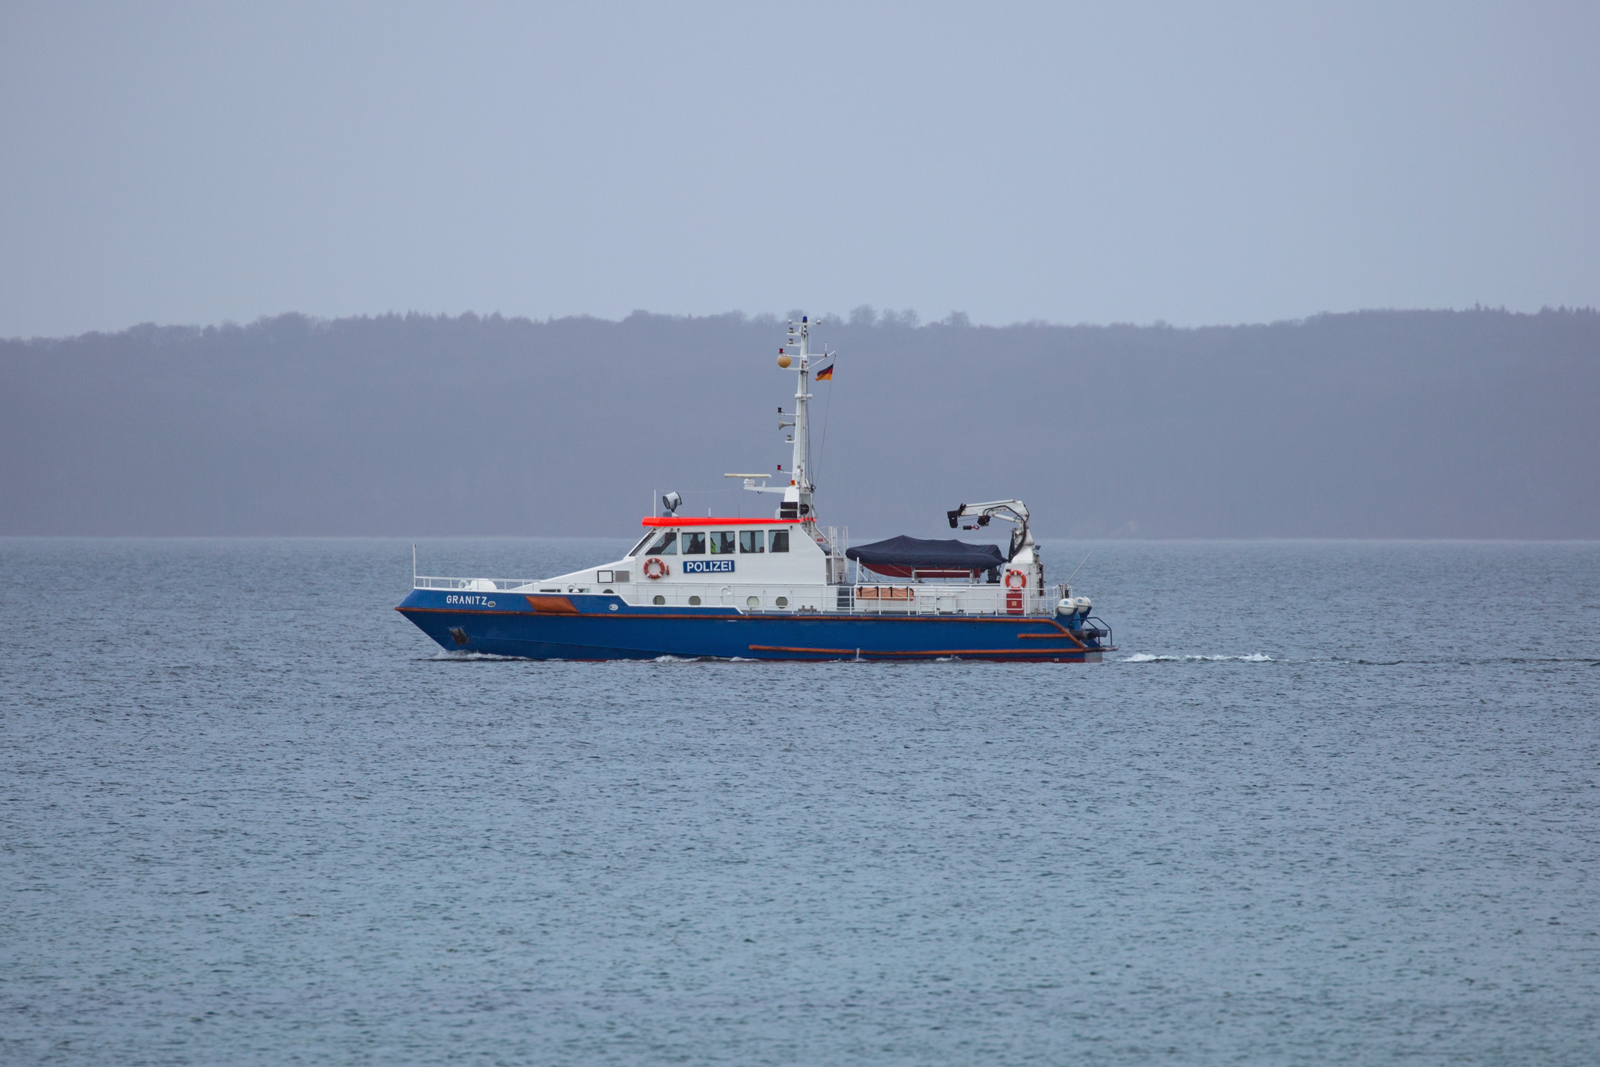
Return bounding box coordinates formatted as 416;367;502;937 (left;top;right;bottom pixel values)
2;306;1596;538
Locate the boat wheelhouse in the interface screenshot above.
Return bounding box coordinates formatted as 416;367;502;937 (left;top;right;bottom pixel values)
397;316;1114;662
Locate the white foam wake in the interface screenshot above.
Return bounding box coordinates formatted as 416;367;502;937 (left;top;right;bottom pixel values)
1122;653;1274;663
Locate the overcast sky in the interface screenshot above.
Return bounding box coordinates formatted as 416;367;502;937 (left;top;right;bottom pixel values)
2;1;1597;337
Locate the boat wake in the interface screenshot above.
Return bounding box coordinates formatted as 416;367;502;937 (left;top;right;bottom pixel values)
1122;653;1274;663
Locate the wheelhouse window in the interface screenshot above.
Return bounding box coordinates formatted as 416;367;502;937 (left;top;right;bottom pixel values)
628;533;653;557
770;529;790;552
681;531;707;555
645;531;677;555
739;530;764;553
710;531;736;555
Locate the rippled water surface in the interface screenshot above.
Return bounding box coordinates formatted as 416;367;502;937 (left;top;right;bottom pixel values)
4;538;1598;1065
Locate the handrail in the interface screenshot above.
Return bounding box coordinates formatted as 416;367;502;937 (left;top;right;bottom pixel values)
846;583;1064;617
413;573;1076;621
1083;616;1113;648
414;575;542;591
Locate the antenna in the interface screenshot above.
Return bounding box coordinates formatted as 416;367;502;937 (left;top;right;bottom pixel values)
816;347;835;484
1066;553;1091;585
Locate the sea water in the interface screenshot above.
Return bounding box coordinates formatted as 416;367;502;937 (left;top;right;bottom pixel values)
3;538;1597;1065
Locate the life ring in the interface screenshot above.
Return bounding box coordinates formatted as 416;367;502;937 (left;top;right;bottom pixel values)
1004;569;1027;590
643;557;670;580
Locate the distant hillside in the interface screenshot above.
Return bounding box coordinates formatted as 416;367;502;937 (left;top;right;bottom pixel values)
2;308;1597;538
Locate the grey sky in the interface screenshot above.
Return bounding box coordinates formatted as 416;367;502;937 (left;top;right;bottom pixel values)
3;1;1597;338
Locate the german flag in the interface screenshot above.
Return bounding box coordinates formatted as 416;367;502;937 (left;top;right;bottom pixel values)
814;362;834;381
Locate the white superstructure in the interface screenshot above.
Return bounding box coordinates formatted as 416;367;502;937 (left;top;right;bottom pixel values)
412;316;1085;621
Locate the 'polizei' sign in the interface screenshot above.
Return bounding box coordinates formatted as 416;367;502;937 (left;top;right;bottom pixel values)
682;559;735;574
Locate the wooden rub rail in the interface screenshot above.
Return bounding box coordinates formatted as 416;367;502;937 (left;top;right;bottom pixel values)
747;644;1095;658
854;585;915;601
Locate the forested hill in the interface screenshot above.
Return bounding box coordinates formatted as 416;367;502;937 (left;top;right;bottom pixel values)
2;308;1596;538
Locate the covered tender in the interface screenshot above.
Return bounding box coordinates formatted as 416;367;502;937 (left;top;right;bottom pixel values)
844;535;1007;579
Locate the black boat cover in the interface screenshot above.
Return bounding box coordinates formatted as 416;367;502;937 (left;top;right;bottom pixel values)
845;535;1008;578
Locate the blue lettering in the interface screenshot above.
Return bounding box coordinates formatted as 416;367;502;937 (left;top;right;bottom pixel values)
683;559;734;574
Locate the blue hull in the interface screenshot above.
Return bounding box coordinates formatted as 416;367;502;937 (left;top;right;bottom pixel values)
397;590;1106;662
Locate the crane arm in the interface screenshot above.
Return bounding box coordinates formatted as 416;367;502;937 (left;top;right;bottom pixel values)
948;499;1033;562
946;499;1030;529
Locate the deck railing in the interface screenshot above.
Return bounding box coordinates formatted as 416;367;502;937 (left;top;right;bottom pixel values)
413;575;1071;618
846;583;1064;617
414;576;542;592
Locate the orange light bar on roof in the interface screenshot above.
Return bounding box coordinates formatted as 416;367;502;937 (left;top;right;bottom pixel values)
641;516;804;527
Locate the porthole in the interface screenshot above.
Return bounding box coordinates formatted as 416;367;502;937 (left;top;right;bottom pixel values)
747;596;760;608
776;596;788;608
688;595;702;606
653;595;666;606
608;604;618;611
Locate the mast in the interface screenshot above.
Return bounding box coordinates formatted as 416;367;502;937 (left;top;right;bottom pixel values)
733;316;825;522
787;317;813;518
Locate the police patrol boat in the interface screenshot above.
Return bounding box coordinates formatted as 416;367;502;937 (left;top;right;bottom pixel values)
396;317;1115;662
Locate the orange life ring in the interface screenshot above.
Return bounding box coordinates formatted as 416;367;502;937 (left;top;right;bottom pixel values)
1004;569;1027;589
644;557;670;580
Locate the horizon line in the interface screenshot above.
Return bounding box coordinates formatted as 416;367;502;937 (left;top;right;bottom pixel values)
7;303;1599;345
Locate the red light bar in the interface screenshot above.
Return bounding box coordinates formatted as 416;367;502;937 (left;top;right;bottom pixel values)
642;516;804;527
